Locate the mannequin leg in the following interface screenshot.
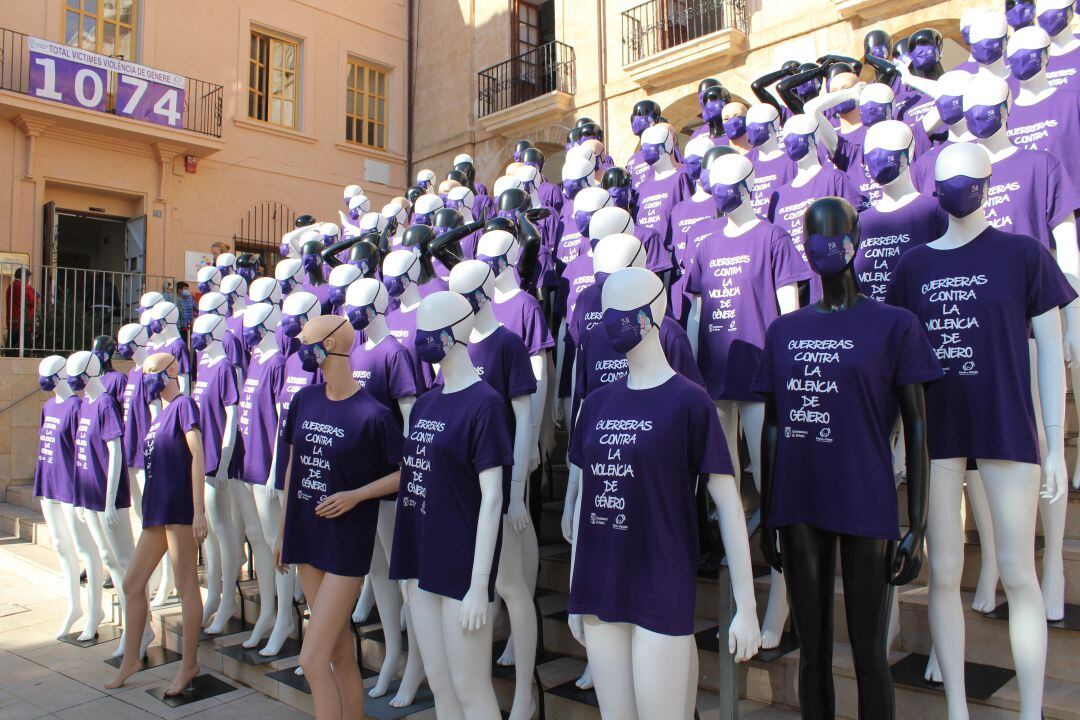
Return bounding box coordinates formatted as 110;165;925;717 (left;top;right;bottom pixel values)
925;457;969;719
1029;346;1066;620
40;499;82;637
151;555;176;607
230;482;277;648
389;578;429;707
840;534;895;720
405;581;465;720
256;485;295;656
684;641;699;720
130;468;163;593
964;469;999;612
631;625;693;720
162;524;203;694
352;576;375;624
494;518;538;720
779;523;837;719
440;593;500;720
297;565;365;720
204;476;241;633
978;460;1046;720
369;502;407;697
200;504;222;626
85;509;143;657
60;503;104;640
582;617;639;720
499;516;540;667
105;527;166;689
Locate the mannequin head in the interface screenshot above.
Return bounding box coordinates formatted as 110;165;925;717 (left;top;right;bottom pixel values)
149;300;179;336
65;350;100;395
357;211;386;238
934;142;992;218
1007;25;1052;80
215;252;236;277
803;197;861;278
683;135;718;186
412;194;443;227
441;187;475;225
448;259;495;314
416;168;436;193
640;123;675;166
513;164;543;199
476;229;519;280
191;312;227;354
1036;0;1075;37
220;274;248;313
909;28;945;71
562;154;597;199
438;179;462;202
781;113;821;162
962;74;1011;139
589;207;636;247
865;29;892;59
493;174;524;201
196;265;222;295
601;166;632;210
578;139;608;172
513;139;534;163
382;248;422;299
38;355;67;394
281;290;323;339
383;200;409;230
745;103;781;148
249;276;282;307
400;224;438;284
1007;0;1038;29
242;302;282;351
520;146;545;175
572;187;615;238
707;153;755;213
116;322;148;361
933;70;975;129
406;185;426;205
630;99;662;137
344;277;388;332
863;120;915;186
347;239;382;278
892;37;911;65
297;315;354;373
236;252;262;284
969;12;1009;65
793;62;823;101
319;222;340;248
139;291;164;315
327;264;362;311
593;233;646;282
497;187;532;221
961;8;987;46
698;79;731;124
295;214;316;231
721;101;748;140
600;267;667;354
826;67;858;93
415;291;475;366
343;184;363;208
91;335;116;373
348;193;371;221
142;352;182;402
859;83;896;127
452;158;477;190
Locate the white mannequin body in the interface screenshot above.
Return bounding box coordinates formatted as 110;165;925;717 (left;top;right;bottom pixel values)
384;249;424;314
567;268;760;719
686;153;798;650
969;13;1011;80
148;302;190;395
446;187;477;224
640;124;679;181
275;259;304;299
781;114;833;189
249;276;283;308
116;322;156;556
196;265;221;295
746;103;785;161
406;292;503;720
1038;0;1080;56
416;168;436;193
925;143;1062;720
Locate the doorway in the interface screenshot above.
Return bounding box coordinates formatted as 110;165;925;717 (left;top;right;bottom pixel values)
55;211;129;272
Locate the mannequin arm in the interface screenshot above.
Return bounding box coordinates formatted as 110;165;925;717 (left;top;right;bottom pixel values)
562;462;581;544
265;403;282;494
687;296;701;357
379;221;396;253
178;373;190;396
529;354;547;470
432;220;485;271
553;322;568;425
186;428;208;544
215;403;239;483
1032;309;1069;502
777;64;827;115
321;237;363;267
317;468;401;518
817;53;863;75
758;392;782;570
893;383;929;585
104;437;123;527
864;54;899;86
804;87;859;154
895;63;942;99
508;395;532;531
273;449;293;571
751;65;795;113
460;466;503;631
1051;217;1080;368
706;472;761;661
517;213;543;296
397;396;416;437
566;461;585;644
776;283;800;314
920;105;946;137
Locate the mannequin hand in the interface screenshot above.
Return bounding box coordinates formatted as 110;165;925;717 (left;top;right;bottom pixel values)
458;584;490;633
507;482;530;532
273;537;286;574
193;510;209;545
561;502;575;544
1042;451;1069;503
553;400;565;427
530;445;541;474
104;504;120;528
1064;323;1080;370
568;613;585;646
889;532;923;586
728;606;761;662
316;489;362;518
761;528;783;573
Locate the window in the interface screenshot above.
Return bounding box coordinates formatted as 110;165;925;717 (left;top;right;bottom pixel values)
64;0;138;59
249;29;299;129
345;59;388;150
516;0;540;56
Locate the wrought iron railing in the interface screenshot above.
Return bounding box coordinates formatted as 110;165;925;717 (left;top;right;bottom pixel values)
0;26;223;138
0;262;176;357
477;40;576;119
621;0;748;65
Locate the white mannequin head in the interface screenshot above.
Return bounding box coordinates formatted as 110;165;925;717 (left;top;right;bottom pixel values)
192;312;227;352
969;11;1009;65
448;259;495;313
345;277;388;314
275;258;304;296
319;222;340;244
573;186;615;238
117;322;148;362
782;113;821;161
327;264;361;310
196;265;221;295
281;290;322;339
38;355;68;395
1036;0;1075;39
859;83;896;125
438;179;461;200
562;154;597;200
382;201;409;228
589;206;635;244
640;124;674;165
413;194;443;225
416;291;476;354
215;252;237;276
453;153;473;166
198;291;228;316
962;74;1011;138
416;168;436;192
243;301;282;337
934;142;992;217
476;229;520;276
745;103;781;148
139;291;164;313
249;276;282;306
65;350;101;394
149;300;178;332
961;8;988;45
359;211;387;235
349;193;371;218
683;134;717;186
219;274;249;309
934;70;976;130
1007;25;1052;79
513;163;541;191
707;153;755;211
863;120;915;186
446;186;477;222
343;184;363;206
493;175;524;198
593;233;646;274
601;267;667;324
382;249;422;296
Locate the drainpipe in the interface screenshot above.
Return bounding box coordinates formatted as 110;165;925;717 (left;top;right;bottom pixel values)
596;0;609;139
407;0;416;189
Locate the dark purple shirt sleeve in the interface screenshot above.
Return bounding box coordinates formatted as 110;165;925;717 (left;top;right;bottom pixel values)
469;398;514;474
690;391;734;478
1027;240;1079;318
388;346;419;399
893;312;945;386
101;398;124;442
506;337;538;398
178;397;200;433
1044;154;1080;228
771;226;812;287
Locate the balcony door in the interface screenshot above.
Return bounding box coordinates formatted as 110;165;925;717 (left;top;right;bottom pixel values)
512;0;556;104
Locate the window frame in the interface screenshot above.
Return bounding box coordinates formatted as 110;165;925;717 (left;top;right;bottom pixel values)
62;0;140;59
344;57;389;151
248;27;301;131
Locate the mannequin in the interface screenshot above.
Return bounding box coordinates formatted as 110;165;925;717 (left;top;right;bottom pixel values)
35;355;97;638
139;291;164;314
199;292;249;370
197;265;222;296
776;62;833;116
382;201;409;248
626;100;663;188
389;291;509;720
908;70;976;193
147;302;190;395
189;313;245;636
757;197;936;719
273;315;402;720
343;183;363;209
838;83;903;208
566;267;760;719
454;153;490;198
744;103;796;217
275;292;321;493
92;335;126;408
68;351;142;658
719;102;751;153
383;249;431;391
399;224;452;298
327;265;361;315
954;12;1010;79
117;322;155;534
892;28;946;129
634;123;692;277
521;146;564;212
416;168;436;193
237;302;294;654
447;261;538;719
864;29;893;76
1009;0;1038;29
106;352;206;696
276;259;304;303
238;253;262;285
1039;0;1080;89
671;134;722;270
343;279;425;704
221;274;251;357
216;252;237;278
690;78;732;141
751;59;801;117
686;153;808;649
886;142;1072;719
298;239;334;315
557;186;611;269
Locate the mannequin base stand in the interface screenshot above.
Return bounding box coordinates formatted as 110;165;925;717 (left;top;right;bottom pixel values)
362;680;436;719
145;674;237;707
218;636;301;665
265;662;376;694
59;624;122;647
103;645;180;670
890;652;1015;700
166;615;253;641
986;601;1080;630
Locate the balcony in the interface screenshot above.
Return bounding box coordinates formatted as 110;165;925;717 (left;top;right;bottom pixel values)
0;26;223;154
621;0;749;91
477;40;575;137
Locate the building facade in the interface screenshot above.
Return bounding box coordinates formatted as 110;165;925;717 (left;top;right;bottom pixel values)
411;0;982;185
0;0;409;283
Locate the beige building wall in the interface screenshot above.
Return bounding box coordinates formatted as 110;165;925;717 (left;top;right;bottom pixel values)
412;0;983;186
0;0;409;282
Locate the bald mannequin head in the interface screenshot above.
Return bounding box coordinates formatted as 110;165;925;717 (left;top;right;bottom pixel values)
142;352;179;401
299;315;354;357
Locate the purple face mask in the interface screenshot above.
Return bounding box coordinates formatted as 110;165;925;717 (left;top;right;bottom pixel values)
197;280;213;294
563;177;589;199
1038;7;1072;36
833;99;857;115
1007;1;1036;29
348;208;360;221
601;287;662;354
411;212;432;227
795;78;821;99
961;26;972;46
39;374;57;392
445;198;464;211
868;44;890;59
631;115;652;136
243;323;266;350
864;147;909;185
191;332;210;353
573;209;593;236
964;101;1007;138
329;284;349;308
382;273;410;298
348;257;371;276
859;101;892;126
279;277;296;296
477;252;509;278
746;121;773;147
641;142;664;165
710;180;747;214
1008;47;1047;81
415;313;470;364
607;185;632;210
723;116;747;139
115;342;135;360
279;239;292;257
909;43;941;70
683;155;703;183
346;302;377;331
238;267;257;284
971;36;1005;64
783;132;813;161
701;98;725;123
935;174;990;217
935;94;964;125
148;318;164;336
805;233;857;278
301;253;321;274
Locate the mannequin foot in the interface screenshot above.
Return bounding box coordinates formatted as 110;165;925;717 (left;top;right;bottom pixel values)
971;572;1000;613
241;613;275;649
77;607;105;641
104;657;143;689
258;623;292;656
351;588;375;624
388;659;425;707
201;596;220;626
575;663;594;690
294;666;304;676
139;624;155;658
164;661;200;697
1042;571;1065;622
507;697;537;720
760;576;789;650
497;634;516;666
369;655;405;698
56;606;83;638
150;586;174;608
111;630;128;658
205;598;238;635
924;649;942;683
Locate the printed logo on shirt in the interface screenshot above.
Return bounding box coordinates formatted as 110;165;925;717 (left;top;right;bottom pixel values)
960;360;978;376
816;426;833;444
918;274;987;364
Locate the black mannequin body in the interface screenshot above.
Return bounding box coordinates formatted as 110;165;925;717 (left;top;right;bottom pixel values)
431;208;483;270
300;239;328;286
759;198;929;720
601;166;635;214
699;82;733;139
496;187;545;295
513;139;534;162
452;162;478;193
406;186;425;206
906;28;945;80
295;213;315;229
752;60;801;114
892;36;910;64
818;54;863;77
321;234;382;277
777;62;830;115
864;30;894;83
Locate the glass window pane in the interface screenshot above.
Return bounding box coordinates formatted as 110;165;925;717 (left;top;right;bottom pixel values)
283;72;295;99
103;0;116;21
367;121;375;144
67;0;79;8
377;125;384;149
283;101;295;127
118;25;131;57
82;16;97;50
102;22;116;55
248;91;257;118
250;33;260;60
356;69;364;92
272;41;282;67
85;0;97;14
377;98;385;122
270;98;281;124
119;0;133;24
346;119;353;142
248;62;257;89
346;89;354;112
368;96;376;118
65;12;79;45
283;44;295;70
271;69;282;95
378;72;385;96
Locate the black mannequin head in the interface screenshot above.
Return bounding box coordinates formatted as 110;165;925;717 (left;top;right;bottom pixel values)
521;146;545;170
301;238;326;283
432;207;464;234
908;28;944;75
794;63;822;100
803;197;861;291
446;168;470;187
697;77;722;95
600;166;632;209
406;185;426;204
236;252;262;283
826;62;855;84
575;117;596;128
484;216;517;235
578;121;604;142
295;213;315;228
699;83;732;125
566;126;583;148
864;29;892;59
452;161;476;188
400;224;436;284
631;100;662;136
513;139;534;162
892;36;911;62
498;187;531;216
781;60;801;74
92;335;116;372
348;239;381;278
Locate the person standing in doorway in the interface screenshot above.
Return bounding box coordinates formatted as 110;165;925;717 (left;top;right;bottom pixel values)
5;268;38;355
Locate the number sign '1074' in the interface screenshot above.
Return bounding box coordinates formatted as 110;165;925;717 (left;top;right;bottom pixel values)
27;36;186;129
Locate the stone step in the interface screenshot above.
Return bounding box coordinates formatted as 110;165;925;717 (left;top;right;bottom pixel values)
0;501;53;550
5;482;38;512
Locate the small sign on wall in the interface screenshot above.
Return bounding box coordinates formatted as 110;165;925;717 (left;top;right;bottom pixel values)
365;159;390;185
184;250;213;282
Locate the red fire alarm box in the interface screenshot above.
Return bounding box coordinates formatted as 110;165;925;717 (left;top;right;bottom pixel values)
185;155;197;173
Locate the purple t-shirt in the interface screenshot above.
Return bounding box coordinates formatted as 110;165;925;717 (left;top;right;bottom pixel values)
492;290;554;356
894;86;936;131
34;395;81;503
238;350;286;484
911;140;952;195
100;370;127;410
855;194;949;303
282;385;403;577
122;366;151;469
556;201;587;267
570;282;605;352
557;250;598;343
460;227;484;261
669;195;717;269
634;171;692;273
568;374;733;635
752;299;942;539
152;336;191;378
539;180;564;214
768;167;867;264
748;148;797;218
417;277;451;299
1046;45;1080;90
1006;89;1080;196
142;396;200;527
473;193;495;223
887;226;1078;463
627;149;651;189
74;394;130;512
274;352;318;490
302;279;335;315
982;148;1079;249
389;381;514;601
192;353;240;477
534;209;562;290
387;305;432;392
686;218;811;401
350;333;418;428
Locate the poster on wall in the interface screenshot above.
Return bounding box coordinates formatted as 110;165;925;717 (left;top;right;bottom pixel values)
27;37;186;128
184;251;213;283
